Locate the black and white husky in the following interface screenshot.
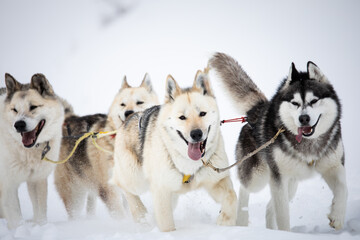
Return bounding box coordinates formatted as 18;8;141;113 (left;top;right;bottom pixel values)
209;53;347;231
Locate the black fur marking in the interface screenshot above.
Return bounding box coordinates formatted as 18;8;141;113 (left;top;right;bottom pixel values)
124;111;139;128
99;186;108;202
177;130;188;145
0;88;6;96
139;105;161;163
246;100;267;125
167;83;175;101
63;114;107;177
290;62;300;84
197;75;208;95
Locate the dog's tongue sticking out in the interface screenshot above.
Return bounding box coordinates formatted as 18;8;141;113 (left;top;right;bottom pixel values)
296;127;312;143
22;130;37;147
188;142;202;161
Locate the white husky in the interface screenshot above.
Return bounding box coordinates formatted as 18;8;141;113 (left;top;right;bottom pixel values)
0;73;65;229
110;70;237;232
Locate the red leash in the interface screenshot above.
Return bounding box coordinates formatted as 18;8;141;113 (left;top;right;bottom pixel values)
220;117;247;126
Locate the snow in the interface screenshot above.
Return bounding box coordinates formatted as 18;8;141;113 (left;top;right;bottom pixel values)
0;0;360;239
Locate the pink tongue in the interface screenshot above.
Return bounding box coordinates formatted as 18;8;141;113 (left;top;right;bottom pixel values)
296;127;312;143
296;128;303;143
188;142;202;161
22;130;36;146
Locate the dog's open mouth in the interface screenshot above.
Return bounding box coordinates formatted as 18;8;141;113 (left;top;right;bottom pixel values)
295;115;321;143
177;130;208;161
21;120;46;148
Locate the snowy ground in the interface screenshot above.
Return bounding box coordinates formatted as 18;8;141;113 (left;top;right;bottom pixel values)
0;0;360;239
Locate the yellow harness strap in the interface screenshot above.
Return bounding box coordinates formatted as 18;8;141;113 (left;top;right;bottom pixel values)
42;130;117;164
308;160;315;166
42;132;94;164
182;174;192;183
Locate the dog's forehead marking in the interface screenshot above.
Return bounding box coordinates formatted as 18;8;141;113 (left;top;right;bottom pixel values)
19;92;27;99
305;92;317;102
292;93;303;103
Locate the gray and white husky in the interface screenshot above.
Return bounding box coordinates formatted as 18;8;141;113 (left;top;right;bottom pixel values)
0;73;66;229
209;53;347;231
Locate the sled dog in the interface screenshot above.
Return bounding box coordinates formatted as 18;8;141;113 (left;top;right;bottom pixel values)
54;73;158;219
0;73;65;229
110;70;237;232
209;53;347;231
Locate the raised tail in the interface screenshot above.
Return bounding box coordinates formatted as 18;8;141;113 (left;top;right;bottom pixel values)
208;52;267;117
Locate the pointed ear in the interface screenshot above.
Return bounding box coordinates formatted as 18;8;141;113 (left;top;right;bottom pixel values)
307;61;328;83
165;75;181;103
5;73;22;97
140;73;153;93
120;75;130;90
284;62;299;89
192;70;214;97
30;73;55;97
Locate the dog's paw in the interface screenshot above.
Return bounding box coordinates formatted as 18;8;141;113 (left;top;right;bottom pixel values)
7;219;24;230
236;208;249;226
217;211;236;226
328;214;344;230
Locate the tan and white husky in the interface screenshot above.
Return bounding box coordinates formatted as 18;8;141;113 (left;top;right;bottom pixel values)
110;70;237;231
0;73;65;229
54;73;158;219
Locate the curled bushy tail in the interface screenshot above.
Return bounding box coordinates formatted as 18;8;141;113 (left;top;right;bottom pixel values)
208;52;267;116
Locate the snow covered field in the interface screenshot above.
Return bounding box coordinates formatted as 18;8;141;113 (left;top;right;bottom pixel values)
0;0;359;239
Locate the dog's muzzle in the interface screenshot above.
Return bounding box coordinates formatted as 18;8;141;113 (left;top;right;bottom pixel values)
177;126;210;161
16;119;46;148
295;114;321;143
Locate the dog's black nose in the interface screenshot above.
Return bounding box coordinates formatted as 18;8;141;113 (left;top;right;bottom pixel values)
124;110;134;119
299;114;310;125
14;120;26;132
190;129;203;142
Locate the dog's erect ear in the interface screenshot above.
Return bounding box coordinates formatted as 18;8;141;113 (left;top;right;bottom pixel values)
30;73;55;97
284;62;300;89
193;70;214;97
307;61;329;83
5;73;22;97
120;75;130;90
165;75;181;103
140;73;154;93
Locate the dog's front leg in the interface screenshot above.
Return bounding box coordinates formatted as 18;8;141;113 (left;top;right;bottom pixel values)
27;179;48;224
206;176;237;226
123;191;147;222
2;183;22;229
321;164;347;230
237;185;250;226
269;177;290;231
152;188;175;232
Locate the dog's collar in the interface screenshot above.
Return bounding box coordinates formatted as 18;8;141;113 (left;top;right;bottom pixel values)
308;159;316;167
41;141;51;160
181;158;210;184
182;174;193;183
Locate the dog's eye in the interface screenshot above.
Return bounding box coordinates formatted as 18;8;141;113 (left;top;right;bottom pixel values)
12;108;18;113
136;101;144;105
120;103;126;107
309;99;318;105
199;112;207;117
179;115;186;120
30;105;38;111
291;101;300;107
